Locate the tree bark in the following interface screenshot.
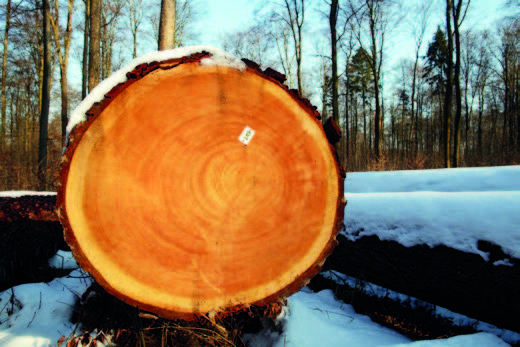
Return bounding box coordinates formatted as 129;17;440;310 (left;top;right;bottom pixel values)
38;0;52;190
57;52;344;321
443;0;454;168
1;0;11;152
82;0;90;99
329;0;339;132
88;0;101;90
452;0;469;167
283;0;305;96
51;0;75;142
158;0;176;50
368;1;382;162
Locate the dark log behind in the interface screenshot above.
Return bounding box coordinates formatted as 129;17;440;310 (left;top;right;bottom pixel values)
0;194;58;222
0;194;69;291
326;234;520;333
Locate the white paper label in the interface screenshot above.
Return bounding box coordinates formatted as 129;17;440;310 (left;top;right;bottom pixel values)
238;126;255;146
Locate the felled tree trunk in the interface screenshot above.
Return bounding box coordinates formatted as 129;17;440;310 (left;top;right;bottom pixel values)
326;234;520;333
57;49;345;321
0;194;69;291
0;194;58;222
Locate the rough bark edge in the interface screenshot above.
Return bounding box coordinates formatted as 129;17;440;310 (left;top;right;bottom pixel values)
56;51;346;321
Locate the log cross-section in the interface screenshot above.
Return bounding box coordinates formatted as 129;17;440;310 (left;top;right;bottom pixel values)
57;50;345;320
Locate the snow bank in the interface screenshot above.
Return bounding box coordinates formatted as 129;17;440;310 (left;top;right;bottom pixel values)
391;333;510;347
344;166;520;260
346;166;520;193
342;191;520;260
247;288;411;347
67;46;245;134
48;250;79;270
248;288;509;347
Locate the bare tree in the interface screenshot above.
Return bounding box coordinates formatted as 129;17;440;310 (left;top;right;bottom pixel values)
474;32;491;157
100;0;124;79
409;0;433;153
451;0;471;167
50;0;75;142
38;0;52;189
221;23;274;67
351;0;399;162
88;0;101;90
282;0;305;95
329;0;339;129
443;0;454;168
82;0;89;98
127;0;143;58
1;0;11;151
158;0;175;50
268;12;296;88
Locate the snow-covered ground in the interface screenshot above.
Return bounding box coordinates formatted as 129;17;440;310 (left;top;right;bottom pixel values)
0;252;511;347
0;252;91;347
1;166;519;346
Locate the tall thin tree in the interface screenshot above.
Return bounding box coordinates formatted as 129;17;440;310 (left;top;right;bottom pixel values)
443;0;454;168
50;0;75;142
88;0;101;90
82;0;89;98
330;0;339;131
38;0;52;189
127;0;144;58
282;0;305;95
1;0;11;152
452;0;471;167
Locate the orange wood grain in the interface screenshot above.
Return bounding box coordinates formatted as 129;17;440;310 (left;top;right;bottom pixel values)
57;55;344;320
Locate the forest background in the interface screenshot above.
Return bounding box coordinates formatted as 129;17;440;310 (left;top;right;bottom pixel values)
0;0;518;191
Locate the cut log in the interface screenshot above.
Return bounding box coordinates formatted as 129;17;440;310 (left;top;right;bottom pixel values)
57;49;345;320
0;193;69;292
0;194;58;222
326;234;520;333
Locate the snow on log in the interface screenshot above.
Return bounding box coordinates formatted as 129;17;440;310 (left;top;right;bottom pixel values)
56;48;345;320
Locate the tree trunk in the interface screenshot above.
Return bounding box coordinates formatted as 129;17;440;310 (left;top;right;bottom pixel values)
51;0;74;142
158;0;176;50
443;0;454;168
452;0;467;168
133;32;138;58
369;5;382;162
464;66;470;159
88;0;101;90
1;0;11;152
477;88;483;157
329;0;339;132
82;0;90;99
410;57;418;153
38;0;52;190
56;52;345;321
345;63;350;163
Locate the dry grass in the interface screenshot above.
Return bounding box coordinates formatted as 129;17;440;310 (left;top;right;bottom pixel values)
66;282;284;347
